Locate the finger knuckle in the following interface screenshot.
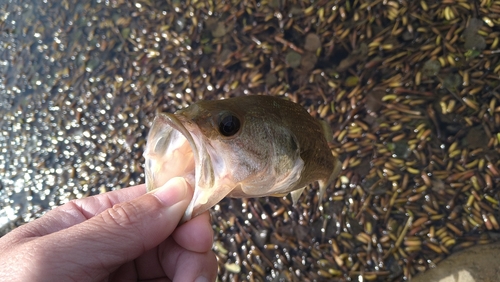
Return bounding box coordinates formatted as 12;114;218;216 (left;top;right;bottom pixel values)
103;202;139;228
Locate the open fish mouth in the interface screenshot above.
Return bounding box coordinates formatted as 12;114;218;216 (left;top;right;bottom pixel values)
143;113;210;222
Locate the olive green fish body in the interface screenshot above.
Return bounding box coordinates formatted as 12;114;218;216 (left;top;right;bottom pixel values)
143;95;341;222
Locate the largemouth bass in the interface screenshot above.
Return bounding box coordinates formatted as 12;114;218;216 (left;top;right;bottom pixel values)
143;95;342;222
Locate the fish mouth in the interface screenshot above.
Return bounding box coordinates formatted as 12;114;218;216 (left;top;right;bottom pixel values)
143;113;212;222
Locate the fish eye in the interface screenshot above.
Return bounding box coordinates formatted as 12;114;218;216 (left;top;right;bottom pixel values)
218;113;241;137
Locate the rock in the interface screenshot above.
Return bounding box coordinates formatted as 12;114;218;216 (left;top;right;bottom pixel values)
285;51;302;68
412;242;500;282
300;52;317;71
211;22;227;38
304;33;321;52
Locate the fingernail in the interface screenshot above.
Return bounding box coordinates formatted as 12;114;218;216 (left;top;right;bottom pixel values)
152;177;188;206
195;276;209;282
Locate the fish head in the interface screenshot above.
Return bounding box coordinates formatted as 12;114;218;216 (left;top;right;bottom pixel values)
143;97;311;222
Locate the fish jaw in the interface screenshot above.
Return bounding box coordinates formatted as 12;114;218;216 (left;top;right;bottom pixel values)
144;114;198;191
181;176;237;222
143;113;233;222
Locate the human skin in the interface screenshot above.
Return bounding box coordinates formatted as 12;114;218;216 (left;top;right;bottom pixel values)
0;177;218;282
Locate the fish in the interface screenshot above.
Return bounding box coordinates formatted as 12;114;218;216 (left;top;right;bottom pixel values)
143;95;342;222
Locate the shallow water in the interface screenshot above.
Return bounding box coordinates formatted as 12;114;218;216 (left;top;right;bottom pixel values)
1;0;500;281
0;0;148;234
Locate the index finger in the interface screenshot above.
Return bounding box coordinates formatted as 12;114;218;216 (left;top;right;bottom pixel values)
71;184;148;218
9;184;147;238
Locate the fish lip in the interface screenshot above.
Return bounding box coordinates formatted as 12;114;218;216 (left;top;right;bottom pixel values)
148;113;207;222
156;113;201;166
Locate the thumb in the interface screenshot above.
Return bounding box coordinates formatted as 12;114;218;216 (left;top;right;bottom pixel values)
44;177;192;275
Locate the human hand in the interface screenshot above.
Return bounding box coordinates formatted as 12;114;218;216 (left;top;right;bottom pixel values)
0;177;217;282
